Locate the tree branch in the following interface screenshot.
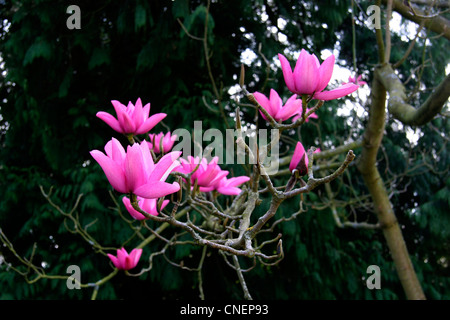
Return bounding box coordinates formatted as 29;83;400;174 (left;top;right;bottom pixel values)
377;63;450;126
382;0;450;40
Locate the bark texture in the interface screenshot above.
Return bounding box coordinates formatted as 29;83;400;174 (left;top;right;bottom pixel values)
358;68;426;300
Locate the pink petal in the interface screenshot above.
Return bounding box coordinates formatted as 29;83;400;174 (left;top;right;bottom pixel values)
116;248;128;269
161;133;176;153
313;83;359;101
129;248;143;268
289;142;306;172
199;186;216;192
109;137;126;163
107;254;120;269
96;112;123;133
134;181;181;199
293;49;319;95
125;144;148;192
141;198;159;216
139;140;154;176
159;199;170;211
277;97;302;121
217;186;242;196
269;89;282;115
122;196;147;220
316;54;335;92
225;176;250;187
142;102;151;118
111;100;126;119
209;169;229;186
131;98;144;127
135;113;167;135
121;112;137;134
150;132;163;153
278;54;296;93
253;91;271;121
197;163;222;186
111;100;136;133
123;256;133;270
148;151;182;182
90;150;127;193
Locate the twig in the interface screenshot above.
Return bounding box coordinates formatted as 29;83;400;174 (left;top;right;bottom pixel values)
233;255;253;300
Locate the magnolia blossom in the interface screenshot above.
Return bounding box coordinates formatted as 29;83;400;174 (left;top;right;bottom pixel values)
122;196;169;220
107;248;142;270
148;132;177;154
90;138;181;199
96;98;166;135
175;156;249;195
289;141;309;176
344;74;367;86
253;89;302;122
278;49;359;101
176;156;227;192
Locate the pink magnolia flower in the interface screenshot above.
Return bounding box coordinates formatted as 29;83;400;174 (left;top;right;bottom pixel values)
253;89;302;122
344;74;367;86
175;155;203;178
175;156;249;195
122;196;170;220
90;137;181;199
278;50;359;101
289;141;309;176
107;248;142;270
176;156;227;192
148;132;177;154
96;98;166;135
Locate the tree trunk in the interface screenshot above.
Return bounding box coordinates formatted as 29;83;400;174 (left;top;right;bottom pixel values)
357;68;426;300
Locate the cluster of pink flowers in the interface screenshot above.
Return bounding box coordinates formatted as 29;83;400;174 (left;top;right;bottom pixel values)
254;49;363;124
91;99;250;270
270;49;362;177
91;49;365;270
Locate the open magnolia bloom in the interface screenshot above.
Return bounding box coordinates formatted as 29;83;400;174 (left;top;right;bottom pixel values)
107;248;142;270
175;156;249;195
122;196;169;220
253;89;302;122
278;49;359;101
96;98;167;136
90;138;181;199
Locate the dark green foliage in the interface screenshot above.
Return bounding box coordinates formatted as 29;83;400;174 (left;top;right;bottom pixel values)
0;0;448;300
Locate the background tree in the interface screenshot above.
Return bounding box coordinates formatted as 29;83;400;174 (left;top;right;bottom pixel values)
0;0;448;300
